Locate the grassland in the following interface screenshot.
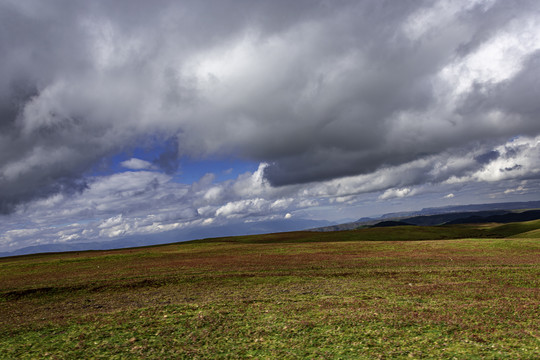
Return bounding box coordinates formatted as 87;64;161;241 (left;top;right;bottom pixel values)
1;223;539;359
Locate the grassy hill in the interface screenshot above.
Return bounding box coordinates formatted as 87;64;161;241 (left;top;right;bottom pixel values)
1;222;539;359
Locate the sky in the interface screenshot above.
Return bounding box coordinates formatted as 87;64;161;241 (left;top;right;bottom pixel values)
2;0;540;253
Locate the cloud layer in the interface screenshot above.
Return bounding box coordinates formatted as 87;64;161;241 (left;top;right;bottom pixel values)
2;0;540;209
2;0;540;251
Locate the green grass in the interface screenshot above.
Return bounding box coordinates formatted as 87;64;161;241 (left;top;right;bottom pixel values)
485;220;540;238
1;224;539;359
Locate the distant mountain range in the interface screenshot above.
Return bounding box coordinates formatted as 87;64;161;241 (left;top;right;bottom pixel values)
311;200;540;231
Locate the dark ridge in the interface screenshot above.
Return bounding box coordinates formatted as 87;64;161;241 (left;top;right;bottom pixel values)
445;215;486;225
403;210;510;226
370;221;413;228
311;202;540;232
445;209;540;225
418;200;540;214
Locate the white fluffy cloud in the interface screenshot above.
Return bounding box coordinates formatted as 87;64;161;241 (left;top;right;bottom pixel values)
379;188;415;200
120;158;156;170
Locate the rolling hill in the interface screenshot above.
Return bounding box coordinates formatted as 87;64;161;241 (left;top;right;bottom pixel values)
1;218;538;359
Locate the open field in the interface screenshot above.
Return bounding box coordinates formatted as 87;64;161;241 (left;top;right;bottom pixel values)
1;224;539;359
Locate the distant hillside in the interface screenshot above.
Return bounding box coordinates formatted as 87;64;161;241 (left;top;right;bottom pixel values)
2;217;540;261
370;221;413;228
397;210;509;226
159;218;540;244
312;200;540;232
445;209;540;225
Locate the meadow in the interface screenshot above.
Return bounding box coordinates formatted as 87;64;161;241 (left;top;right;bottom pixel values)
1;222;539;359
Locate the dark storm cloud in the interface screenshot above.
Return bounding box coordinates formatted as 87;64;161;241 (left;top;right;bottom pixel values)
258;1;540;185
475;150;500;165
490;51;540;119
0;0;335;210
1;0;540;212
153;138;180;175
457;50;540;123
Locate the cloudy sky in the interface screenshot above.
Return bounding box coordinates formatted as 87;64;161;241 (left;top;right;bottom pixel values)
2;0;540;253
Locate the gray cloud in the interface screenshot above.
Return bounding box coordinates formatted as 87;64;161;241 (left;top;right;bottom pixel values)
1;0;540;214
153;138;180;174
475;150;500;165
